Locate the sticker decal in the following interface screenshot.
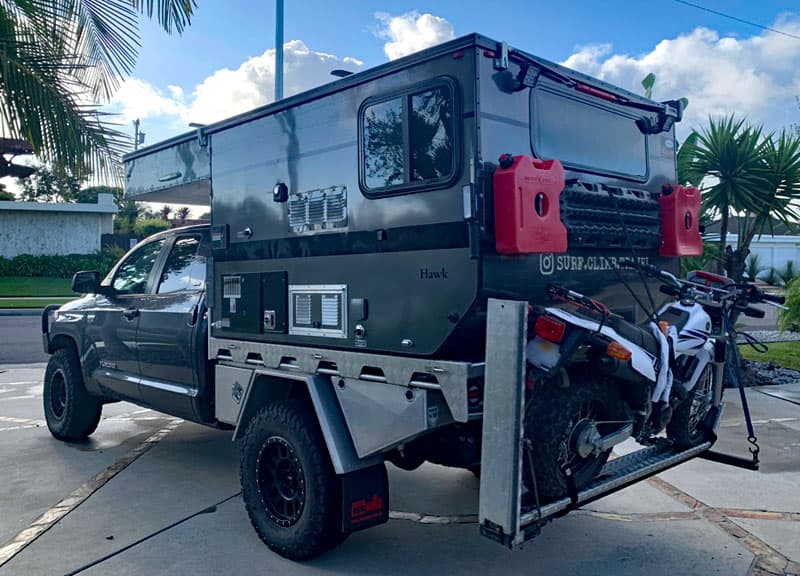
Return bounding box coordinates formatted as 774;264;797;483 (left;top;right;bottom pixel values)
540;253;554;275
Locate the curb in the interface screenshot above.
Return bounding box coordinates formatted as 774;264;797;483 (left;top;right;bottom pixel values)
0;308;42;317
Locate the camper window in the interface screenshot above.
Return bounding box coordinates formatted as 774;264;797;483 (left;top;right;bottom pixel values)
530;84;647;180
360;79;456;195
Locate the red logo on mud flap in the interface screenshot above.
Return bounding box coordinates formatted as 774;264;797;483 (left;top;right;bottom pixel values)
350;494;385;524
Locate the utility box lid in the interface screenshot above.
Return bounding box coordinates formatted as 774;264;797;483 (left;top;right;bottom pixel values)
124;136;210;205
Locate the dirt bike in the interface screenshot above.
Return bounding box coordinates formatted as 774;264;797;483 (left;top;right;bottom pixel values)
523;261;785;502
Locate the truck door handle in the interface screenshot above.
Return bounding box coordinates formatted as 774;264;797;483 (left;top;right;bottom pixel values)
187;304;199;326
122;307;139;320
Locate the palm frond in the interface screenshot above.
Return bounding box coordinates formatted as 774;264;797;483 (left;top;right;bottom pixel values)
131;0;196;34
0;0;196;181
0;13;128;179
676;131;700;186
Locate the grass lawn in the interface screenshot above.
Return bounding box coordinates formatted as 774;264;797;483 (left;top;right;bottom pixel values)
0;277;73;297
739;341;800;371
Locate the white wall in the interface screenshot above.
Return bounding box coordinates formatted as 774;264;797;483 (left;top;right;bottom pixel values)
0;195;116;258
726;234;800;273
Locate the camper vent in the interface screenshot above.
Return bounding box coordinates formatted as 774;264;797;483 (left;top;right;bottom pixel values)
321;294;340;327
288;284;348;339
223;275;242;299
288;186;347;233
294;294;312;325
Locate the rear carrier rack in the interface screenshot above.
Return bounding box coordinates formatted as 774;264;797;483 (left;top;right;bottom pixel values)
490;155;702;256
478;299;719;548
561;181;661;250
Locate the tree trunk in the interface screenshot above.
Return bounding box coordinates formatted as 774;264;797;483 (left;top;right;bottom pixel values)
726;223;757;282
725;247;749;282
714;211;729;275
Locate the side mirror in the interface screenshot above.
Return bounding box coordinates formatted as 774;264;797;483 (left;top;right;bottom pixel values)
71;270;101;294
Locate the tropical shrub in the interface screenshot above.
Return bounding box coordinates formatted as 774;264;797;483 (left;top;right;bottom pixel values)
780;278;800;332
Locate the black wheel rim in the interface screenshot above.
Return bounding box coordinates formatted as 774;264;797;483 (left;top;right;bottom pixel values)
256;436;305;527
49;370;67;420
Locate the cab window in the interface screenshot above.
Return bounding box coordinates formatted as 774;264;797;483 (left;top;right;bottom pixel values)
111;239;165;294
157;235;206;294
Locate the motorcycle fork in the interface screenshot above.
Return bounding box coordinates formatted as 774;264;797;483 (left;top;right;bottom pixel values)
712;337;727;407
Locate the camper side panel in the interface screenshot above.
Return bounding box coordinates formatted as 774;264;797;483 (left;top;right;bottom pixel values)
210;50;479;357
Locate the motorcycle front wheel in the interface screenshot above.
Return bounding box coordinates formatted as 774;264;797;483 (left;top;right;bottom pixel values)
667;364;714;448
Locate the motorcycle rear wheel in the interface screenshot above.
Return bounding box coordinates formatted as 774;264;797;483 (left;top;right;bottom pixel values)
523;366;624;504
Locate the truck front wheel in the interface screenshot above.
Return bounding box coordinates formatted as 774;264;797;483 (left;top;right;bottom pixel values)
240;401;345;560
43;347;102;441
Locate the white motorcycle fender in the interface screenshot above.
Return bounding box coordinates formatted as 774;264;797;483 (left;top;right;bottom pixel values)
538;308;658;382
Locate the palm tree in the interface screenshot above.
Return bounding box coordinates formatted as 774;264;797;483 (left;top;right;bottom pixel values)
0;1;196;180
687;115;800;280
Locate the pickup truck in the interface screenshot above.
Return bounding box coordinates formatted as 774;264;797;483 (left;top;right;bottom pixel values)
42;225;215;440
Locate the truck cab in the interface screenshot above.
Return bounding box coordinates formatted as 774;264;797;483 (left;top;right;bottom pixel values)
43;225;214;424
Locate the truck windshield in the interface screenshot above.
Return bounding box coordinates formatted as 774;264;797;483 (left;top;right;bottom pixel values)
530;86;647;178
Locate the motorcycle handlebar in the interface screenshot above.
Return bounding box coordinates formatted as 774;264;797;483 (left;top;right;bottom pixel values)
744;284;786;305
762;292;786;305
620;260;680;287
743;306;766;319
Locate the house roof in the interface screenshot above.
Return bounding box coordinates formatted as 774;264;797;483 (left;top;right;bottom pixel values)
704;216;793;237
0;194;117;214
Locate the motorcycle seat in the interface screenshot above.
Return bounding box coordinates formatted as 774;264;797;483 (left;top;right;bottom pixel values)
605;315;661;358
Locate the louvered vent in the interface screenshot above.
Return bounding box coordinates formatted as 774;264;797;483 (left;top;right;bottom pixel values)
223;275;242;299
288;285;347;338
288;186;347;232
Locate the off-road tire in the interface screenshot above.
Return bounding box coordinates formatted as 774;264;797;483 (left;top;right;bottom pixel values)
668;365;713;449
43;347;102;441
524;368;622;503
240;401;345;560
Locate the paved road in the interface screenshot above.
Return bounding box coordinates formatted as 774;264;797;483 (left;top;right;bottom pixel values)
0;315;48;365
0;366;797;576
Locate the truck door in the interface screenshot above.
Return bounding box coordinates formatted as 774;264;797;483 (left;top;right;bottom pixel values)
88;237;166;400
136;232;207;419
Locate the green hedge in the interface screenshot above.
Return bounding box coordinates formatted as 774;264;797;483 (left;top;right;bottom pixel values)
780;277;800;332
0;247;125;279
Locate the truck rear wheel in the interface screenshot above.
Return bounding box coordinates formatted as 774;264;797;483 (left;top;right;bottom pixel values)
240;401;345;560
43;347;102;441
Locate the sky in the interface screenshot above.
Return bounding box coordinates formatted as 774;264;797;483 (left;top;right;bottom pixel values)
112;0;800;147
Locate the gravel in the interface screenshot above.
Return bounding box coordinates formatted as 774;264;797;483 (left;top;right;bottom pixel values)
735;330;800;344
741;361;800;387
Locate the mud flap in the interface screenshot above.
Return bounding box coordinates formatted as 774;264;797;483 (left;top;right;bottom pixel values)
340;463;389;534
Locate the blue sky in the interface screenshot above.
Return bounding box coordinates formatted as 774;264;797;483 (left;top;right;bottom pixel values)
113;1;800;145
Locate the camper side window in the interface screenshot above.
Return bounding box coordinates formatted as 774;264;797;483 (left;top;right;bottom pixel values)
361;81;456;194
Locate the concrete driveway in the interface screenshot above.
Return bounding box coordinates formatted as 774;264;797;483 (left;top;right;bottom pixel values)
0;365;798;576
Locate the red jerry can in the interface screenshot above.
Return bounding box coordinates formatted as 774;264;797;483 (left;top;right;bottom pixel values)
658;184;702;257
493;154;567;255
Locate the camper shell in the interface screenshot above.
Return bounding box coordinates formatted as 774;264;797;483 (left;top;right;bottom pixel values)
119;34;706;551
125;33;686;361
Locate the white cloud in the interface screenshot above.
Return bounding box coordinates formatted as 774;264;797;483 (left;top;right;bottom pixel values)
188;40;363;124
110;77;189;125
560;17;800;137
106;40;364;135
375;11;455;60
